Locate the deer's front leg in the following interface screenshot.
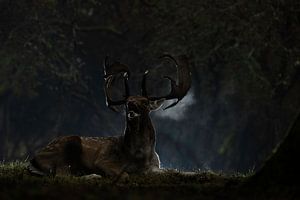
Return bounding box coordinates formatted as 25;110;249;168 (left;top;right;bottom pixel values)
81;159;128;181
94;159;129;181
81;173;103;180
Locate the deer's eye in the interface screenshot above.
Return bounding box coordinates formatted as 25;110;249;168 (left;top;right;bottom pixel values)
128;111;141;119
142;102;149;107
142;103;146;107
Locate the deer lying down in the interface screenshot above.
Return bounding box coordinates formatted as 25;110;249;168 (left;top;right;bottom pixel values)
28;55;191;178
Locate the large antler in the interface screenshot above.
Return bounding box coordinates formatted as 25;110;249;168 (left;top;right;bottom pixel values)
141;54;191;109
104;56;130;112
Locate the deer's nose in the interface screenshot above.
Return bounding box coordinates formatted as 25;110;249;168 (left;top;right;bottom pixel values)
135;149;144;158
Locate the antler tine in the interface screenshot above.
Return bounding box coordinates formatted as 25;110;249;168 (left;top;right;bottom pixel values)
124;72;130;97
141;70;149;97
104;56;131;78
148;54;191;110
103;56;130;112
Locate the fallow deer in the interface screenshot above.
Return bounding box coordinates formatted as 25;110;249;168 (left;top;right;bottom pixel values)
28;55;191;178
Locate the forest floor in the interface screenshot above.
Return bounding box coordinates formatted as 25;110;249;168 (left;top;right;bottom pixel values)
0;162;296;200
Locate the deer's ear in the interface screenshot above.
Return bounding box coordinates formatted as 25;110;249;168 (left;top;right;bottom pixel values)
149;99;165;111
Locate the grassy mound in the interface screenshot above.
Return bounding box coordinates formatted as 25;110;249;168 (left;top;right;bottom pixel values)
2;162;297;199
0;162;245;200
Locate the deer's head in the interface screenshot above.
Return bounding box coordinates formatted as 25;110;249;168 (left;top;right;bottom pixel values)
103;55;191;160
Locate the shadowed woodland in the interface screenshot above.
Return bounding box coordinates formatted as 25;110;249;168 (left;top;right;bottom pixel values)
0;0;300;199
0;1;300;198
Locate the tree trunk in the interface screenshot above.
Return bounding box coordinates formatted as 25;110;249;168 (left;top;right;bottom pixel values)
251;109;300;185
253;74;300;184
0;99;4;161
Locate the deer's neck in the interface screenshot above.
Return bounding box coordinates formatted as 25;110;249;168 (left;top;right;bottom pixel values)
123;112;156;160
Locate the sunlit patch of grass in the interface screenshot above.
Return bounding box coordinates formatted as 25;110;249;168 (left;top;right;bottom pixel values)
0;161;27;179
235;169;255;178
0;160;27;170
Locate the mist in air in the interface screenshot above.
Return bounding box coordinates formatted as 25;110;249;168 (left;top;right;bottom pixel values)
154;90;196;121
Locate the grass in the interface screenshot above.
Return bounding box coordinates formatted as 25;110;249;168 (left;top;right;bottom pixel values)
0;162;246;199
1;161;290;200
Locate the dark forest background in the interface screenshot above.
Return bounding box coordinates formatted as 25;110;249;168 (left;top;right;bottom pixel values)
0;0;299;173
